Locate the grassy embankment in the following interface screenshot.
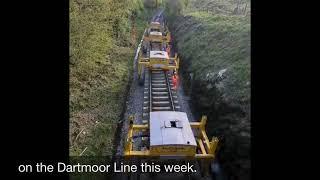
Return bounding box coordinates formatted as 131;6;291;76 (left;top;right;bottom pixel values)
165;0;250;179
70;0;153;156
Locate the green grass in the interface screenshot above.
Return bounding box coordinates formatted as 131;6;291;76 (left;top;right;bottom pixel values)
173;11;250;104
168;3;251;178
69;0;152;156
186;0;250;15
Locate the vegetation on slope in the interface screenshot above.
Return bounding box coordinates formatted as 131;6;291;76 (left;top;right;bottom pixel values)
165;0;251;179
186;0;250;15
69;0;152;156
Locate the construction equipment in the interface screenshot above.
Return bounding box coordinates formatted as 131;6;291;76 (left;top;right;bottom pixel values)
125;113;219;158
138;20;176;85
125;11;219;178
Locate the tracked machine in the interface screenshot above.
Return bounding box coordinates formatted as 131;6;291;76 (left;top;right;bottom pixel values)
124;12;219;178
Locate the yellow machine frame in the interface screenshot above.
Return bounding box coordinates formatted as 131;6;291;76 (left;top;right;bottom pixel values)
127;20;219;176
148;22;164;34
138;51;180;77
149;22;162;30
145;21;171;43
124;115;219;159
138;26;176;78
143;31;171;43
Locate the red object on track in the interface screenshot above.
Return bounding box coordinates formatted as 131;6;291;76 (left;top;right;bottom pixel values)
172;74;179;90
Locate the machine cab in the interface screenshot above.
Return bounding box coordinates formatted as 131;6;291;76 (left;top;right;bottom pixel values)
148;22;163;42
149;22;161;32
149;50;169;69
149;111;197;156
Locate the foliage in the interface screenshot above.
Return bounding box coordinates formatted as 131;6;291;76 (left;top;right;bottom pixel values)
187;0;250;15
173;11;250;117
167;1;251;178
164;0;184;16
69;0;148;156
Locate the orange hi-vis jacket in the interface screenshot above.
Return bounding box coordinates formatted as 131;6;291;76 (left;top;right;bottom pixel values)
166;46;171;56
172;74;179;90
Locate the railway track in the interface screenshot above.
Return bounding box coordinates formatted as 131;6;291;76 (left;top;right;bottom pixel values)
122;10;221;180
142;70;180;124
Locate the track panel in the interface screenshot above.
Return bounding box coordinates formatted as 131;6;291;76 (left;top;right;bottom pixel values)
142;70;180;124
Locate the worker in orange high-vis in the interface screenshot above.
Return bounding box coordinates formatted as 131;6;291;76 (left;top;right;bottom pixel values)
172;70;179;90
166;45;171;57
